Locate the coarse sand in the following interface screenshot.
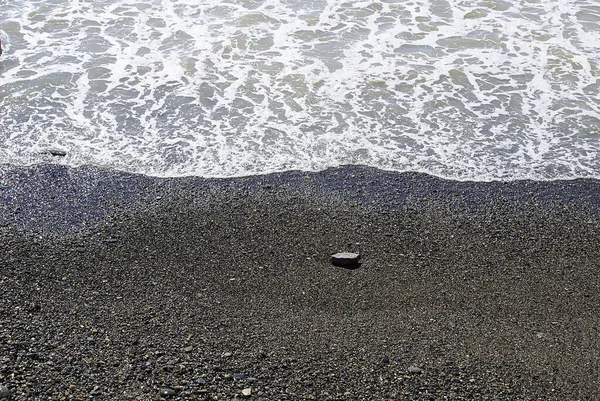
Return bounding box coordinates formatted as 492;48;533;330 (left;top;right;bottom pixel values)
1;165;600;400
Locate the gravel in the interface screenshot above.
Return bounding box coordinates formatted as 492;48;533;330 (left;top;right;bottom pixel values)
1;164;600;400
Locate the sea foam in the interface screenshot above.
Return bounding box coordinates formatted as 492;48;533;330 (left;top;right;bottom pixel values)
0;0;599;181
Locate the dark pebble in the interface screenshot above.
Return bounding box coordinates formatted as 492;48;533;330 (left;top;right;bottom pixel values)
0;386;9;399
160;387;177;398
75;247;86;252
103;238;119;244
195;378;206;385
382;356;390;364
45;149;67;157
233;373;247;381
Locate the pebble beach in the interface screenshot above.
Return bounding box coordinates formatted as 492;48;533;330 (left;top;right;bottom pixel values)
1;164;600;400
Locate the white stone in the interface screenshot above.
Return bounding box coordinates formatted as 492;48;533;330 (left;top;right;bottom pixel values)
331;252;361;267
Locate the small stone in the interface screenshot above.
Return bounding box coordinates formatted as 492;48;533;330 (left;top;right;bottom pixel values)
233;373;246;381
45;149;67;157
159;387;177;398
241;388;252;397
184;346;193;353
381;356;390;364
103;238;119;244
75;247;86;253
331;252;361;267
408;366;423;374
222;352;232;358
195;378;206;385
0;386;10;399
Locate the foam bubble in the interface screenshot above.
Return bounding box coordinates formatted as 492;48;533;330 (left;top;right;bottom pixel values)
0;0;599;181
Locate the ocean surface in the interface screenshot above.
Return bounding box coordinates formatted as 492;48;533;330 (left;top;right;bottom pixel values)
0;0;599;181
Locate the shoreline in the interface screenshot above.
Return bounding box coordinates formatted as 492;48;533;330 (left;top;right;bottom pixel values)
3;163;600;234
1;164;600;399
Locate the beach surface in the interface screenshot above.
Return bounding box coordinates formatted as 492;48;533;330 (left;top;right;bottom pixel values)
1;165;600;400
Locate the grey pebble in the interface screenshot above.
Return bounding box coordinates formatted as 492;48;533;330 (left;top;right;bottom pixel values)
408;366;423;374
160;387;177;398
0;386;10;399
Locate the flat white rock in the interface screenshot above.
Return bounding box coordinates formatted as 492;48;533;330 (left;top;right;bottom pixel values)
331;252;361;266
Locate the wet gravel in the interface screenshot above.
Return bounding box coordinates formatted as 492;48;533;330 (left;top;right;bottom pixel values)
1;165;600;400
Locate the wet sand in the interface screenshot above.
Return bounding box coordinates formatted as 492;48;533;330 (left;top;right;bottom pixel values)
1;165;600;400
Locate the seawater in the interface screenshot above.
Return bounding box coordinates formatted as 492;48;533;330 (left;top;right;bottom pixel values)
0;0;599;181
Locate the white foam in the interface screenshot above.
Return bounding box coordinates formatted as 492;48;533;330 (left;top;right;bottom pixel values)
1;0;599;181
